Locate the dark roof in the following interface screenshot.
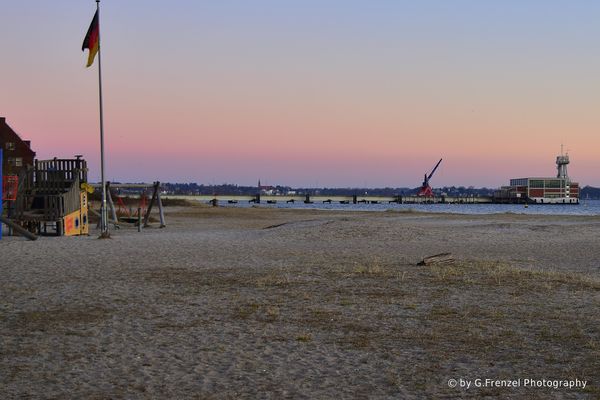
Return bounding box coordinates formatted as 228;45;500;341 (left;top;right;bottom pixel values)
0;117;36;159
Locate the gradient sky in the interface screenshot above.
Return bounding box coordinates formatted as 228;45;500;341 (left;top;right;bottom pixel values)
1;1;599;187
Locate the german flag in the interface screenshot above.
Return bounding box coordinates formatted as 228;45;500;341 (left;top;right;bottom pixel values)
82;10;99;67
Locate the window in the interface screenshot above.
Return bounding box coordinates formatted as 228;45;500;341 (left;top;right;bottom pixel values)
529;180;544;188
7;157;23;167
5;142;15;151
545;179;561;188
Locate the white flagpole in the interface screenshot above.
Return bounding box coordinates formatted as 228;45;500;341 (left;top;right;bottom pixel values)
96;0;109;237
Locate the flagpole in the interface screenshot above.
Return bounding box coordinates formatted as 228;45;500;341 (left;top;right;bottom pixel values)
96;0;109;237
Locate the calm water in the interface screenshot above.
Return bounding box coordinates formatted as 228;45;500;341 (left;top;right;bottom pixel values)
212;199;600;216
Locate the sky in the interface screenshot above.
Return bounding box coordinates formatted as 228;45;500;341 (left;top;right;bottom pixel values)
1;1;599;187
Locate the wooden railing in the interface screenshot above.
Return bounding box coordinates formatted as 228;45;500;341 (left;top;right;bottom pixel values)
14;166;83;222
34;158;87;184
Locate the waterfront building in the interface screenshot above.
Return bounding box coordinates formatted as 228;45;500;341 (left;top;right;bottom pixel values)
497;150;579;204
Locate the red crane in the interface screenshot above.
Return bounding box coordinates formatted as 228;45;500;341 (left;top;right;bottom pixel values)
417;158;442;197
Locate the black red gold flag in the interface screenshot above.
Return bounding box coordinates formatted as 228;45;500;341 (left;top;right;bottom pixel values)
82;10;99;67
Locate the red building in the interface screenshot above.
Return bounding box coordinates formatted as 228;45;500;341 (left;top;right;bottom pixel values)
0;117;36;177
505;177;579;204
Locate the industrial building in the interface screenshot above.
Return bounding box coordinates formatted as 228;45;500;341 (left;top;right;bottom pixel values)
496;150;579;204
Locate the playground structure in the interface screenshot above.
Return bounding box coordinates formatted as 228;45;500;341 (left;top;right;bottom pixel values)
1;159;167;240
0;115;166;239
1;149;37;240
90;181;166;230
9;157;89;237
1;155;166;240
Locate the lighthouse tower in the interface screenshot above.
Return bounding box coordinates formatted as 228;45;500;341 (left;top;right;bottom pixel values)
556;145;569;180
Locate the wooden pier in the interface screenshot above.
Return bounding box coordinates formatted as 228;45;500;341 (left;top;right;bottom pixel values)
159;194;495;205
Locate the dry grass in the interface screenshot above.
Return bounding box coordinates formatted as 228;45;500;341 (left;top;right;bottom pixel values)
431;260;600;291
233;302;261;320
216;259;598;396
255;272;292;287
352;257;386;276
145;267;298;291
137;257;600;397
295;333;312;342
3;306;111;334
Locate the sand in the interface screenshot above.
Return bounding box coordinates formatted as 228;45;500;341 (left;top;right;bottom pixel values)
1;205;599;399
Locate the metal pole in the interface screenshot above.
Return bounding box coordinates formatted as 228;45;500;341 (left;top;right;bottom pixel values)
96;0;109;237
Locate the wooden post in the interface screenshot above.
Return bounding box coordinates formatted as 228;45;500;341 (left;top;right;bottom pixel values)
7;200;14;236
156;187;166;228
106;182;119;226
90;207;118;228
137;207;142;232
143;181;159;228
96;207;102;228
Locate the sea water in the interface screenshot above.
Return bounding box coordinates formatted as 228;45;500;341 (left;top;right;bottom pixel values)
217;199;600;216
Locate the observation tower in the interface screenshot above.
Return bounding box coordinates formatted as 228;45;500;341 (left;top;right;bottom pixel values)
556;145;569;180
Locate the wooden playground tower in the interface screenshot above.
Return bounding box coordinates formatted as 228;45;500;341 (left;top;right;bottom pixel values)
12;157;90;236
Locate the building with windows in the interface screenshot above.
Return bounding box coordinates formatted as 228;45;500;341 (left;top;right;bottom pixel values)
0;117;36;177
506;177;579;204
496;151;579;204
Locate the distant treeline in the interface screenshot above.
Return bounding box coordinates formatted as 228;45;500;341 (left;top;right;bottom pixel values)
112;182;599;199
581;186;600;199
155;183;497;197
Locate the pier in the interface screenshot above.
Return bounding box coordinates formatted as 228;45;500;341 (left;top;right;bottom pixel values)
159;194;495;205
96;184;581;206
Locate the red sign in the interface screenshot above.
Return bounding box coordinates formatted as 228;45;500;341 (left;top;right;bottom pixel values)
2;175;18;201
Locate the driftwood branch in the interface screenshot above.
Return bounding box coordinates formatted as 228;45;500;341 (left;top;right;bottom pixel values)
417;253;454;266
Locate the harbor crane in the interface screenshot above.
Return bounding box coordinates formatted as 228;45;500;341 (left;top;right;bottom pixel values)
417;158;443;197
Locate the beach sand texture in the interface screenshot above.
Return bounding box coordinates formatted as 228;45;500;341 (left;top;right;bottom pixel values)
1;205;599;399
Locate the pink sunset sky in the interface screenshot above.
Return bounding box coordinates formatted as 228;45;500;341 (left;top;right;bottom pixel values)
1;1;599;187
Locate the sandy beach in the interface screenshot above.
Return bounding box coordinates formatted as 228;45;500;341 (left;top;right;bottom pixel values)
1;205;599;399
